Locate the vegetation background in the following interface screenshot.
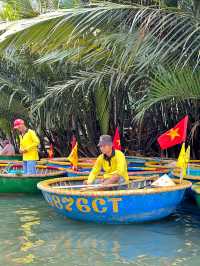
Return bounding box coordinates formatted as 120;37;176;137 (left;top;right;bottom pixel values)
0;0;199;158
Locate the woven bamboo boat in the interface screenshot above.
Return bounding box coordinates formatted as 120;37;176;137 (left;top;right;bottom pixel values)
0;163;67;193
37;176;191;224
173;167;200;199
145;160;176;170
192;183;200;207
186;163;200;176
41;157;94;169
66;167;169;177
126;156;174;166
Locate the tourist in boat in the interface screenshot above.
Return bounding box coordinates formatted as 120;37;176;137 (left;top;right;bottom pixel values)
13;119;40;174
86;135;129;187
0;139;15;155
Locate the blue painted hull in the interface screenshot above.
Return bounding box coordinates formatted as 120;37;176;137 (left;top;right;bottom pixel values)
48;163;71;169
41;189;186;224
187;168;200;176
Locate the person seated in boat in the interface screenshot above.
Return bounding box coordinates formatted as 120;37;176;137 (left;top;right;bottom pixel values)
13;119;40;175
86;135;129;187
0;140;15;156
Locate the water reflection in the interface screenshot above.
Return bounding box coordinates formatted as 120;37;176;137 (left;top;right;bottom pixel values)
0;196;200;266
12;208;44;264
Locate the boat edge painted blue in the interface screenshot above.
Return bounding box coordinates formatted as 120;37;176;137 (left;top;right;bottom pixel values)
38;177;191;224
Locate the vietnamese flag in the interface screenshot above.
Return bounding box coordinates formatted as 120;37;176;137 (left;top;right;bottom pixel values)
48;144;54;159
113;128;121;150
157;116;188;150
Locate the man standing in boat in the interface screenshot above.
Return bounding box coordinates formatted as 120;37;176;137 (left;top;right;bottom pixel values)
13;119;40;175
86;135;129;187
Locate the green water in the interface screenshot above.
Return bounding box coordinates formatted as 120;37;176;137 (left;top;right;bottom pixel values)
0;195;200;266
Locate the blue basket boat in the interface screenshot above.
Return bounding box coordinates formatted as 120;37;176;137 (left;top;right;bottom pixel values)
41;157;95;169
37;176;191;224
66;168;169;177
173;166;200;200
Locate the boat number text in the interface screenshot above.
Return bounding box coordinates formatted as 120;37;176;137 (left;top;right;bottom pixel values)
44;193;122;213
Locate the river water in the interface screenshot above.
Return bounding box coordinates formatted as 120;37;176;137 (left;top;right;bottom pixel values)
0;195;200;266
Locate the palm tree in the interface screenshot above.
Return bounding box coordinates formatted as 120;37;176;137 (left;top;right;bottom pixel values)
0;0;199;157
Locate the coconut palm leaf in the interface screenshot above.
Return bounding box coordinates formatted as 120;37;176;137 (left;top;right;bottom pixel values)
0;2;199;69
135;67;200;121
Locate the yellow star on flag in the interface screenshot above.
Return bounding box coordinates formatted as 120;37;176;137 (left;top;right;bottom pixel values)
166;128;180;141
117;140;121;145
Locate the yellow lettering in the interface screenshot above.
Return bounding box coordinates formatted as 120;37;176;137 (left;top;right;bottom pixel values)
92;198;107;213
62;197;74;212
108;198;122;213
76;198;91;213
52;195;63;209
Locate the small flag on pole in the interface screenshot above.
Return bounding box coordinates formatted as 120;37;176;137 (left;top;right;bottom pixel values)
113;128;121;150
67;142;78;170
176;143;190;179
176;143;186;168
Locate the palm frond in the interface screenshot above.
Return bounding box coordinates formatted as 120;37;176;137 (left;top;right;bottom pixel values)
135;67;200;121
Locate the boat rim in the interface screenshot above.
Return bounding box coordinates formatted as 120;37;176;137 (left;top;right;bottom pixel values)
66;168;169;174
173;171;200;181
37;176;192;197
145;160;175;169
0;164;67;178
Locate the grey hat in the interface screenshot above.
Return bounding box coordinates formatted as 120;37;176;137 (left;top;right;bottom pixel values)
98;135;112;146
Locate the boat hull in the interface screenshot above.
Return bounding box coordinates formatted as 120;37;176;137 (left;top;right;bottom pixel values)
38;177;191;224
0;165;67;193
67;169;169;178
0;155;22;161
191;183;200;207
0;175;55;193
41;190;185;224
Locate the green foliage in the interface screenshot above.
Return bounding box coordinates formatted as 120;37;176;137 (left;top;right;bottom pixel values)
0;0;199;157
95;86;110;134
135;67;200;121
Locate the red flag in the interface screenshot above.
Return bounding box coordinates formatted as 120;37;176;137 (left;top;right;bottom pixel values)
113;128;121;150
158;116;188;150
48;144;54;159
71;135;77;150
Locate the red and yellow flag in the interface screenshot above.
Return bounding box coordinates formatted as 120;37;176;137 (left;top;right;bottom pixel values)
113;127;121;150
48;144;54;159
157;116;188;150
67;142;78;170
